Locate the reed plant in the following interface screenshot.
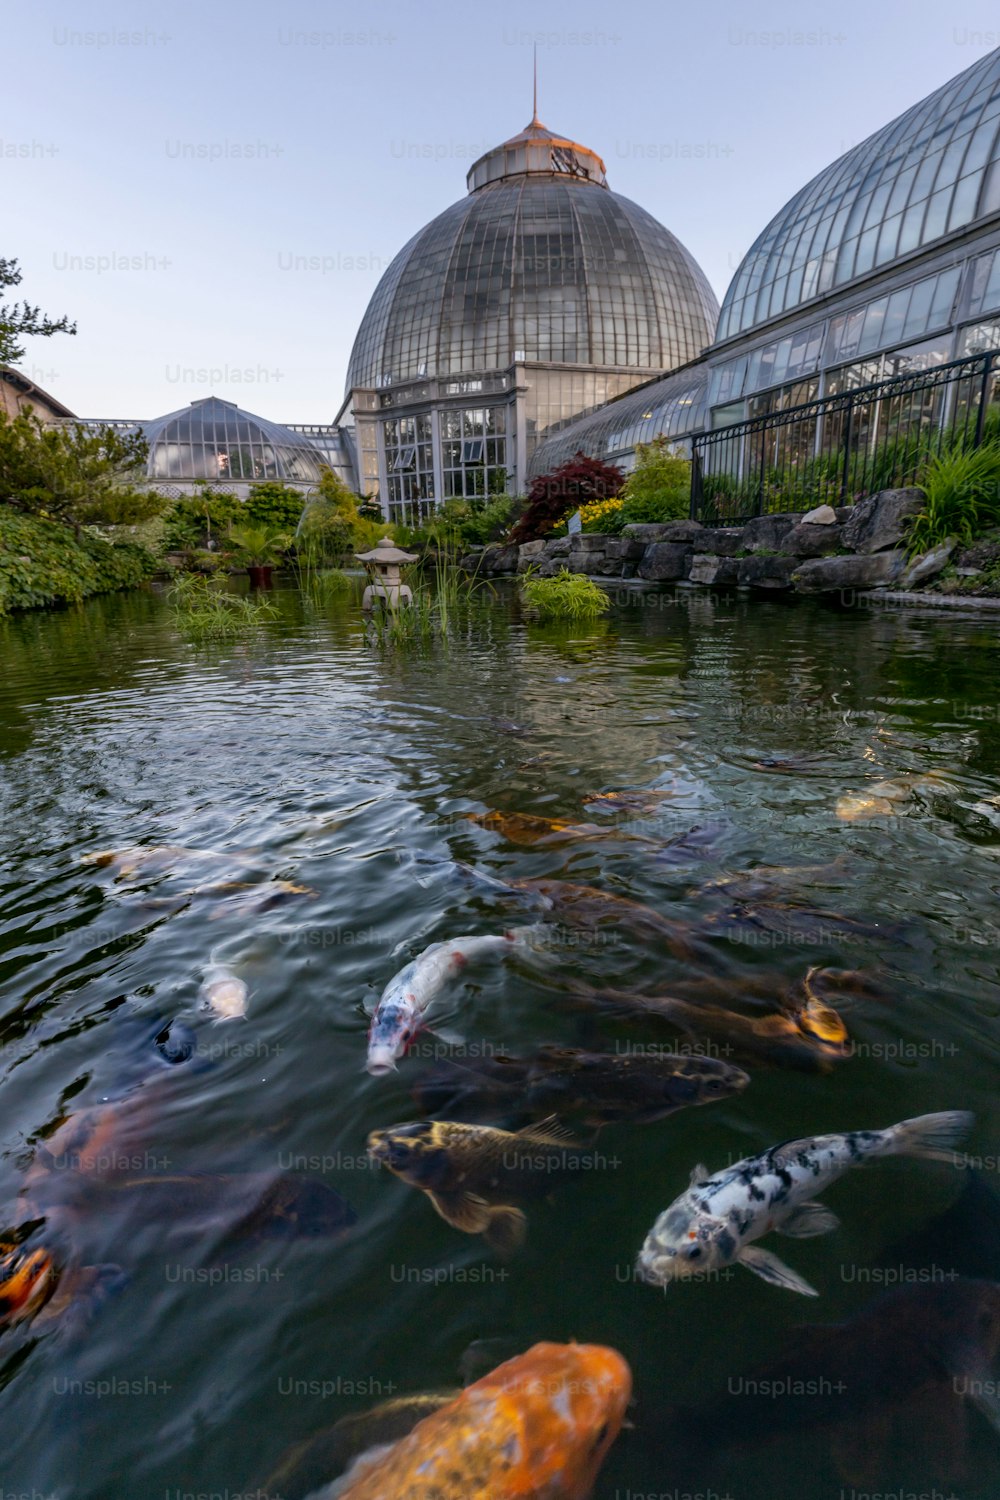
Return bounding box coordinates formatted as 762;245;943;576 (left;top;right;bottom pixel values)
520;567;611;621
907;441;1000;554
167;572;277;637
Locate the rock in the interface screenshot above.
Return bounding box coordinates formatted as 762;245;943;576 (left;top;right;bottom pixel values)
637;543;693;582
689;553;739;586
605;538;646;562
781;522;845;558
954;538;1000;571
516;540;547;573
737;555;796;589
623;521;704;543
841;488;924;554
801;504;838;526
566;552;611;574
543;536;572;556
792;552;906;594
740;514;799;552
568;534;612;552
899;539;956;589
481;543;519;575
697;527;746;557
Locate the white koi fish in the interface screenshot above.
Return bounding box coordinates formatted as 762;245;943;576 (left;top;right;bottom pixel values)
366;930;545;1077
200;968;249;1023
637;1110;973;1296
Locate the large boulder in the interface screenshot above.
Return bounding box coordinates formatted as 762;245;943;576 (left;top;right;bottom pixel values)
696;526;746;557
689;553;739;586
569;534;613;553
516;539;547;573
481;543;519;575
544;536;572;557
623;520;704;543
737;554;796;589
898;539;955;589
605;537;646;562
781;521;845;558
792;551;906;593
841;488;924;554
741;513;799;552
638;543;693;582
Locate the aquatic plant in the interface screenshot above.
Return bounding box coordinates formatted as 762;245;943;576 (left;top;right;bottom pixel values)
520;567;611;621
167;572;277;637
297;566;357;602
907;441;1000;554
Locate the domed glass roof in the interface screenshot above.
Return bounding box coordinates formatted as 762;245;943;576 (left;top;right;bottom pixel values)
142;397;327;483
718;48;1000;342
346;117;718;390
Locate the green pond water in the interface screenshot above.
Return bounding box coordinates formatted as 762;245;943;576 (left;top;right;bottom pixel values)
2;579;1000;1499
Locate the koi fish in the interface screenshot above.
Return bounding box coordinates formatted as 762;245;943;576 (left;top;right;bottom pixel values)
315;1341;631;1499
366;930;544;1076
367;1115;587;1251
637;1110;973;1296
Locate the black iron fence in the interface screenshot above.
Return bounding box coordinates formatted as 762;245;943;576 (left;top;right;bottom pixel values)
689;349;1000;523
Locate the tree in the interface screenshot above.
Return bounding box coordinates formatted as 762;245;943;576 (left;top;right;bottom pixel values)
508;450;623;544
617;437;691;523
296;466;365;563
0;258;76;366
0;409;157;534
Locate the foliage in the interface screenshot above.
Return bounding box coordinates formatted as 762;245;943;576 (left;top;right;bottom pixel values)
577;496;626;533
161;489;241;552
509;452;623;545
227;523;292;566
243;482;306;532
617;438;690;526
299;567;357;602
0;257;76;365
520;567;611;621
907;442;1000;555
0;505;155;615
363;550;494;648
0;408;154;532
167;572;277;637
413;494;519;548
296;466;367;564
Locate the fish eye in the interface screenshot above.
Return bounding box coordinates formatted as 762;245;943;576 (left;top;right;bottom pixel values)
686;1246;702;1260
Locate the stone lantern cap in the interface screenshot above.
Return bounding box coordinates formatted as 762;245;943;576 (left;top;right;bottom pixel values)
355;536;418;566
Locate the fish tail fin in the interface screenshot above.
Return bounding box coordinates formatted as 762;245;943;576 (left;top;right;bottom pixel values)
890;1110;974;1163
484;1205;527;1255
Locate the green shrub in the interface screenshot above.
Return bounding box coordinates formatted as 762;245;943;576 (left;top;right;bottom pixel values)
161;489;241;551
617;438;690;526
0;506;156;614
227;524;292;566
520;567;611;621
908;441;1000;554
244;482;305;532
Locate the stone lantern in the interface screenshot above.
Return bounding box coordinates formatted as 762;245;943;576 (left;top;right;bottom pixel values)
356;535;418;610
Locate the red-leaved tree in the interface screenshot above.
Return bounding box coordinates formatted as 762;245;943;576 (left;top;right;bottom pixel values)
508;451;624;545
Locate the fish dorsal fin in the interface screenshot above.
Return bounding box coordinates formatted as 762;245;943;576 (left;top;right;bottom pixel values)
689;1162;711;1186
739;1245;819;1296
516;1114;579;1147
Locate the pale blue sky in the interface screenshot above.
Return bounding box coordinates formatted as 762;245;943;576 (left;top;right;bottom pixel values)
4;0;999;421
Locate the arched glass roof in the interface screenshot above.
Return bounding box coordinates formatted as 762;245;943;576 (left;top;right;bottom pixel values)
346;118;718;391
142;397;327;484
527;364;708;477
718;47;1000;342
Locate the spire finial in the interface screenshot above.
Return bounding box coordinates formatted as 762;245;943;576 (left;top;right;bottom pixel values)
532;44;539;125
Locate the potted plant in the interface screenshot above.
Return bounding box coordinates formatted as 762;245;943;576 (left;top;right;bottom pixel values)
227;524;292;587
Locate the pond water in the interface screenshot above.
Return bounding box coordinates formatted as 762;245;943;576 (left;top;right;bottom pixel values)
2;580;1000;1499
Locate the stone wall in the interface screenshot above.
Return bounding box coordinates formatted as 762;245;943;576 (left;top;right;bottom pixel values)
463;490;956;596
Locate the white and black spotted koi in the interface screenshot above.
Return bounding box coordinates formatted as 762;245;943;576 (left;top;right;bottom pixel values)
637;1111;973;1296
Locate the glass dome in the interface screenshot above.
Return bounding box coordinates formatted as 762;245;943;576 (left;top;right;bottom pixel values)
718;47;1000;342
346;117;718;390
142;397;327;484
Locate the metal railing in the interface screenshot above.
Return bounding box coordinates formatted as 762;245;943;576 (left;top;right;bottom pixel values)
690;349;999;523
